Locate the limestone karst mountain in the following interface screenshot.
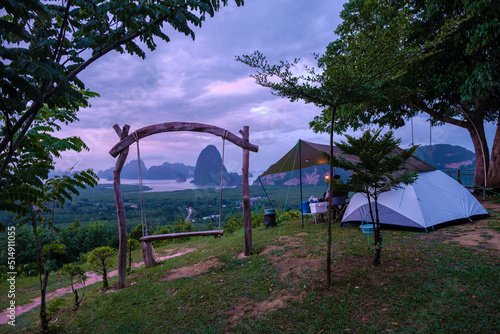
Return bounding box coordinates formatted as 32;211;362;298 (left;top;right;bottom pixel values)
191;145;241;186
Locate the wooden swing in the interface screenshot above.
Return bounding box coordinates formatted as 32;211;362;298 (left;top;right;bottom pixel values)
110;122;258;288
134;128;226;243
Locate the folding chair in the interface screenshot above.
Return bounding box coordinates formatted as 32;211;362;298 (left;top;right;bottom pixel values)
331;195;348;222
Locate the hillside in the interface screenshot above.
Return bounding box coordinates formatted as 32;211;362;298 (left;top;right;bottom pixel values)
415;144;475;169
1;198;498;333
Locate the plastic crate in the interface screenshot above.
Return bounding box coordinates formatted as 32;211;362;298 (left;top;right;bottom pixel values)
309;202;327;213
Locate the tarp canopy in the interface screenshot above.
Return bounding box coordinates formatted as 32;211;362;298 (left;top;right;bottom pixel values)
260;139;436;177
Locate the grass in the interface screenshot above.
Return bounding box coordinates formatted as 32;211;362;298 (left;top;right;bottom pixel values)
1;204;499;333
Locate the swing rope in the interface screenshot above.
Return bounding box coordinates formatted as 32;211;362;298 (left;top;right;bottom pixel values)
218;130;228;231
133;131;148;237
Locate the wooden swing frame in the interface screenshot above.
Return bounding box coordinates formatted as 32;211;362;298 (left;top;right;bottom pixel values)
110;122;258;289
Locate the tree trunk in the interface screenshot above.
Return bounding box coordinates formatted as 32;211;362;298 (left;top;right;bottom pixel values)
32;220;50;333
241;126;253;256
405;100;494;189
326;106;337;287
40;270;49;333
372;195;382;266
487;120;500;189
73;288;79;308
128;244;132;271
113;125;130;289
102;259;108;290
467;120;489;188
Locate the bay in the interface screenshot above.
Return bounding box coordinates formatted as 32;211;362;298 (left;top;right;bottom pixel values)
98;176;260;192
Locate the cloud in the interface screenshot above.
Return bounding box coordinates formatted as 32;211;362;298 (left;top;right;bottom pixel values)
54;0;494;176
206;77;259;95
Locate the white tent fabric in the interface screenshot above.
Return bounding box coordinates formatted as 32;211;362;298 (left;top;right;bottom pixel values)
342;170;489;231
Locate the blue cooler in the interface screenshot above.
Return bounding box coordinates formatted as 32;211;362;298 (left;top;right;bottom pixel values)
300;201;311;213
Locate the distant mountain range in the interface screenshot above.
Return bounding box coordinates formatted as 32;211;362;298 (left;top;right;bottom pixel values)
97;160;195;181
96;145;243;186
52;143;474;185
257;144;475;186
414;144;475;169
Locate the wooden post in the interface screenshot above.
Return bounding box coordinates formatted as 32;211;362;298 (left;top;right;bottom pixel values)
113;124;130;289
240;126;253;256
141;242;157;267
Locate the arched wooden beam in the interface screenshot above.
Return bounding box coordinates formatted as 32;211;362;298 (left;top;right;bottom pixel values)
109;122;259;157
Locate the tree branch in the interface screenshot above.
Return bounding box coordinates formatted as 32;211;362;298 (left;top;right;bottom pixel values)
0;101;42;162
53;0;73;63
0;7;179;172
403;98;468;128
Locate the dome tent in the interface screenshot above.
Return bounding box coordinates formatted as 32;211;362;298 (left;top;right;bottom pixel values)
341;170;490;232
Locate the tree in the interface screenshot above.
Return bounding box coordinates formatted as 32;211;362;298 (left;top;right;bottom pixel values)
129;223;144;241
60;263;87;309
14;171;97;333
0;96;98;220
328;129;418;266
87;246;117;290
311;0;500;188
236;6;456;286
127;238;140;273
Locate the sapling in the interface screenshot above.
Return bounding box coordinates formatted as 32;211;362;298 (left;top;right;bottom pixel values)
327;129;418;265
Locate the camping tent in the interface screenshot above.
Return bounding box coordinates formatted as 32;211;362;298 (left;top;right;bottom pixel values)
341;170;490;231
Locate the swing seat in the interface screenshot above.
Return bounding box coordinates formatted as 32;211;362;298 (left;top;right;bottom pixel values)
139;230;224;242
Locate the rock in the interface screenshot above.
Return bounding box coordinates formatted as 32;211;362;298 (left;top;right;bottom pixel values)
191;145;240;186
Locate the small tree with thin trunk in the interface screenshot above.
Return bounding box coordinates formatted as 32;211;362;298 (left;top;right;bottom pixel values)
60;263;87;309
87;246;117;290
127;239;140;273
327;129;418;265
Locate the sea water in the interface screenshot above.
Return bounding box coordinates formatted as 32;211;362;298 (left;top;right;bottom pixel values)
98;177;259;192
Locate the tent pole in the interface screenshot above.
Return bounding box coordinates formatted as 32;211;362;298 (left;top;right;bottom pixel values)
299;140;304;228
258;176;276;212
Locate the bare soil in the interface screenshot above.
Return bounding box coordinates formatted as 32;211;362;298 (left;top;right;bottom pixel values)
444;200;500;251
160;256;223;281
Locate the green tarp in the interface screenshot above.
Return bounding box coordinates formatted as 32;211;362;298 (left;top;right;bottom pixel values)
260;139;436;177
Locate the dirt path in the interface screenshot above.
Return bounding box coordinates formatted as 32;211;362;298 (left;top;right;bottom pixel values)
0;248;196;324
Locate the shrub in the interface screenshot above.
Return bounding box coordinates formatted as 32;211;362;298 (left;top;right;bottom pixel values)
87;246;117;290
251;211;264;228
222;214;243;234
281;210;301;221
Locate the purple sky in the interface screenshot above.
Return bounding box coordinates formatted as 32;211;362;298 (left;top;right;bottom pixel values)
54;0;495;174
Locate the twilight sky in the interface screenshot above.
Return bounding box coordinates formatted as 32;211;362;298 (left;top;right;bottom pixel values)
55;0;495;175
